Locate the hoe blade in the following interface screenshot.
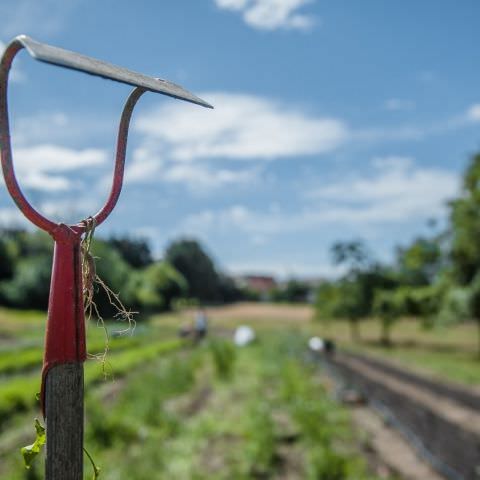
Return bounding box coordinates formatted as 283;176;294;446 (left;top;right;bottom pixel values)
17;35;212;108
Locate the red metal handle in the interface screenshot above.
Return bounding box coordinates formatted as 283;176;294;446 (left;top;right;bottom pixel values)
0;37;147;234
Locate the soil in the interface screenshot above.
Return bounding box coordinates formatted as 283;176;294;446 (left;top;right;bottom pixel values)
331;352;480;479
352;405;444;480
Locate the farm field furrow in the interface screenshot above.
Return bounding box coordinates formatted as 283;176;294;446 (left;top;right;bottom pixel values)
0;337;183;429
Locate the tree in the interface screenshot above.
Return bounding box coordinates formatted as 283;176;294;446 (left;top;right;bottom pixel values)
0;255;52;309
89;239;134;317
0;236;15;281
449;152;480;354
270;279;310;303
165;239;221;303
331;239;370;270
0;230;53;309
132;261;187;311
373;289;404;346
322;240;395;341
107;235;153;268
396;236;443;286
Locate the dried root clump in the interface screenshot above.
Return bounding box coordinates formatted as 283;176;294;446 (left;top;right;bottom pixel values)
80;217;137;376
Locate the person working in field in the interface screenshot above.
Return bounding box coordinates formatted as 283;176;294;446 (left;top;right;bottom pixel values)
178;308;209;343
194;308;208;340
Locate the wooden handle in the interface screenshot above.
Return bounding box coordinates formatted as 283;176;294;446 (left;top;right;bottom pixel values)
45;363;84;480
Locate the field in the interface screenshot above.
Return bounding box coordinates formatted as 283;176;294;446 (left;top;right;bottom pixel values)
0;303;478;479
190;303;480;387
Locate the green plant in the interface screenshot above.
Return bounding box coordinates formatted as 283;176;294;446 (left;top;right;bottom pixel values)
208;339;236;380
245;401;276;476
308;448;350;480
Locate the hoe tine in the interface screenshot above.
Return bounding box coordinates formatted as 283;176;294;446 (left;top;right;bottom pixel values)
16;35;213;109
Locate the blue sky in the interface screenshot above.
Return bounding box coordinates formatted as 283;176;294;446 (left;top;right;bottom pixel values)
1;0;480;278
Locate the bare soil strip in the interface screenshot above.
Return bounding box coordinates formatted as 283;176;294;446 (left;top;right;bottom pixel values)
352;405;445;480
338;354;480;436
347;351;480;410
331;352;480;480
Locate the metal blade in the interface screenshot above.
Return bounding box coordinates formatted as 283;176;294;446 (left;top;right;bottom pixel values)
17;35;213;109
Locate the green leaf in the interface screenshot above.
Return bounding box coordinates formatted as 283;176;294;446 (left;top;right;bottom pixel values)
21;418;46;469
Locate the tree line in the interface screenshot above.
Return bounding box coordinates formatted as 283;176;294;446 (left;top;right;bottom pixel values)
0;233;246;316
314;152;480;355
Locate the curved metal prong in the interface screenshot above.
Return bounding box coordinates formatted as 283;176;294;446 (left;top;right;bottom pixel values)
91;86;147;228
0;38;57;233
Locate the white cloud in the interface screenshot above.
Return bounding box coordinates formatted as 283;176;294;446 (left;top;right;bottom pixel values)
180;157;459;239
13;111;116;146
4;144;107;191
125;147;260;192
0;207;27;226
308;156;459;221
135;92;347;163
124;148;161;184
384;98;415;111
36;197;102;224
214;0;316;31
216;0;249;9
162;164;260;190
15;144;106;172
466;104;480;122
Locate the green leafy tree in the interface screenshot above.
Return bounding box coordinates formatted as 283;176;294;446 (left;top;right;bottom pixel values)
449;152;480;354
316;280;361;340
0;230;53;309
133;261;187;311
0;236;15;281
373;289;405;346
396;236;443;286
270;279;310;303
319;240;395;341
217;273;243;303
89;239;134;316
165;239;221;303
331;240;370;269
0;255;52;309
107;235;153;268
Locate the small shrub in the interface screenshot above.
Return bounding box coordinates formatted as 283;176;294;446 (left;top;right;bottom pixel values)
209;339;236;380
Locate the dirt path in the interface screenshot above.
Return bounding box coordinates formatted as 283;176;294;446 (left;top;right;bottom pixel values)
352;406;445;480
338;355;480;436
330;352;480;479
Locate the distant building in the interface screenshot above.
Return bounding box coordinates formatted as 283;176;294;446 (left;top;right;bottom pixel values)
235;275;277;294
246;275;277;293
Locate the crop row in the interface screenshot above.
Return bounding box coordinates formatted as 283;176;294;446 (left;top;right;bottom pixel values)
0;335;146;376
0;339;183;428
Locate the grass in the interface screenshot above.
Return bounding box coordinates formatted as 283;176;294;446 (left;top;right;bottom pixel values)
316;317;480;386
